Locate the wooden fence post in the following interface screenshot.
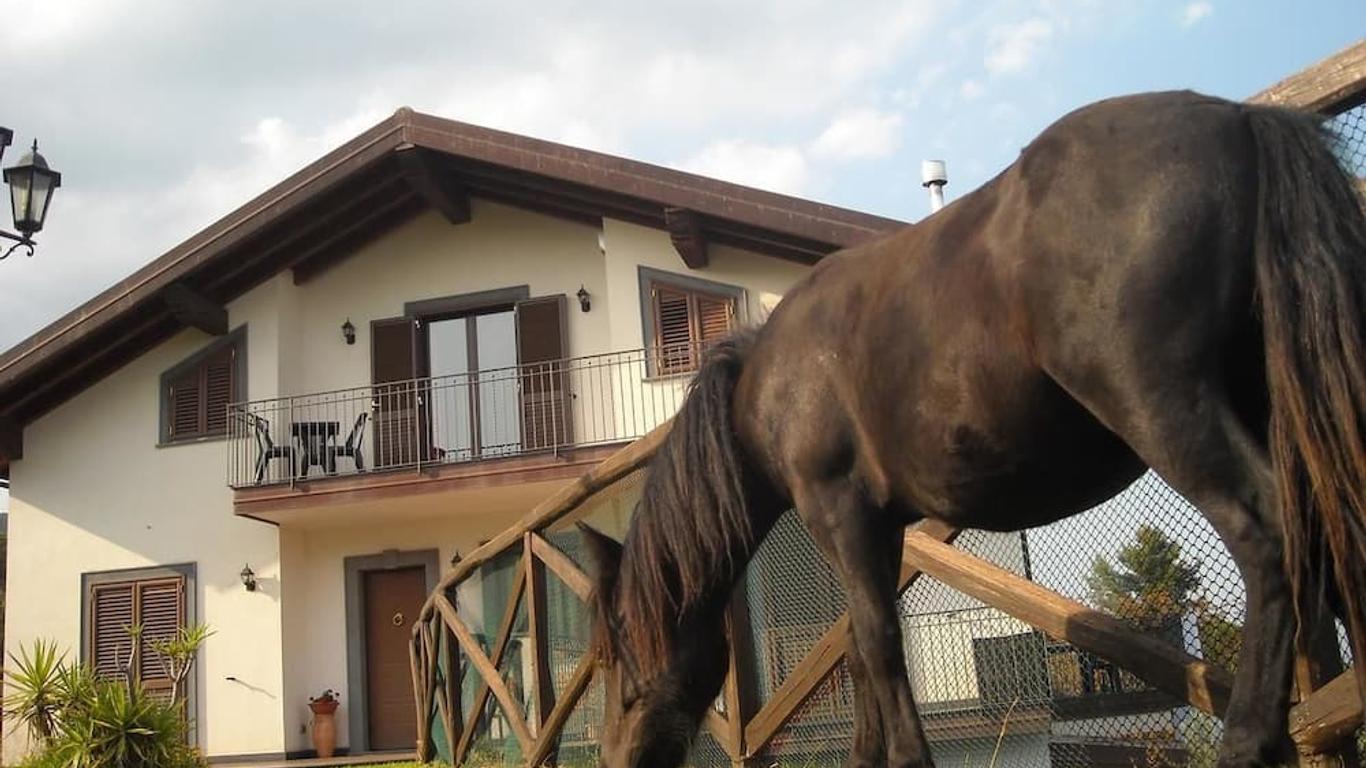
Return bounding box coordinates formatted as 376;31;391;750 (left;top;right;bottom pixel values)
723;582;760;767
525;533;558;765
1293;601;1359;767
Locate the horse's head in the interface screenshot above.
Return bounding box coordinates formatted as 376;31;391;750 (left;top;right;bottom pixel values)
579;524;730;768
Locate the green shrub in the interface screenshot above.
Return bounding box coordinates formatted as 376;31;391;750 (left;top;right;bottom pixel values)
4;639;68;746
4;631;209;768
49;673;203;768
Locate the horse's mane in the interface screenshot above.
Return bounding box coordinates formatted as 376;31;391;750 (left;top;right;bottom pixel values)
593;330;765;675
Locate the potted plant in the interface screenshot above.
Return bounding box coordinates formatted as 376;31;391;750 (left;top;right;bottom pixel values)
308;688;341;758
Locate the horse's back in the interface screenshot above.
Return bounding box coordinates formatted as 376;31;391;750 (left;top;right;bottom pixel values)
737;90;1261;529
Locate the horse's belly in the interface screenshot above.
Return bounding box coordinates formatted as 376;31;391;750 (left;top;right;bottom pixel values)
896;385;1145;532
927;449;1144;531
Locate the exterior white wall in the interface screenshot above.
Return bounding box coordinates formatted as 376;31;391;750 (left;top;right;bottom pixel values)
284;201;610;395
3;197;811;762
3;277;287;763
600;218;808;352
278;509;518;754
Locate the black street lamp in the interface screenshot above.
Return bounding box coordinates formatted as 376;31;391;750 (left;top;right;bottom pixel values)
0;127;61;260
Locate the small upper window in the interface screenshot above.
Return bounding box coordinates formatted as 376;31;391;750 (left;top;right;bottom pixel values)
160;329;245;444
641;269;741;375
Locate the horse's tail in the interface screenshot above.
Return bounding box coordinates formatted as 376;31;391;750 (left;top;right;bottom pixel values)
610;328;771;671
1248;103;1366;703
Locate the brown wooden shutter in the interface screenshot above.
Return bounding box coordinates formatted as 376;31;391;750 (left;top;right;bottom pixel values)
165;339;239;441
89;575;187;698
137;578;185;701
696;294;734;346
371;317;421;467
515;296;570;449
91;583;135;680
169;371;203;439
203;347;235;436
653;286;694;374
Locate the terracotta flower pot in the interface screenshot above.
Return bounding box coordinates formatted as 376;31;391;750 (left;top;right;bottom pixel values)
309;694;341;758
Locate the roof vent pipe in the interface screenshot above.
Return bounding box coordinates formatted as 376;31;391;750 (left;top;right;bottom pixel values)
921;159;948;214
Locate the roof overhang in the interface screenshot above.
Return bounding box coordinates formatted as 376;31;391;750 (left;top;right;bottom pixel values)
0;109;904;443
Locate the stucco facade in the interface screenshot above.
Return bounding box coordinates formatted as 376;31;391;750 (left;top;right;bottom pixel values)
2;197;809;762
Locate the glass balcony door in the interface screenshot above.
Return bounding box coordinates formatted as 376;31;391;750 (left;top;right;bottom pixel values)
427;310;522;461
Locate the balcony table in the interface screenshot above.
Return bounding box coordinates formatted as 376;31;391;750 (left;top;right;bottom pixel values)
291;421;341;478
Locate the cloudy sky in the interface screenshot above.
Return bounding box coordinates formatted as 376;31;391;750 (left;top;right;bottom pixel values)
0;0;1362;357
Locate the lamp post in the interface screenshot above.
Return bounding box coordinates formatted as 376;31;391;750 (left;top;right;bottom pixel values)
0;127;61;260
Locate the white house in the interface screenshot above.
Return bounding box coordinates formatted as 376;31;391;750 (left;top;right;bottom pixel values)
0;108;898;763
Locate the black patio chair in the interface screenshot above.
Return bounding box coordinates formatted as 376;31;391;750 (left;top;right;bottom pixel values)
327;411;369;474
240;412;294;485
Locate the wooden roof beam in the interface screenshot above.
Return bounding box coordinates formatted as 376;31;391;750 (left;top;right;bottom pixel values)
397;147;471;225
160;283;227;336
291;192;424;285
0;414;22;463
665;207;708;269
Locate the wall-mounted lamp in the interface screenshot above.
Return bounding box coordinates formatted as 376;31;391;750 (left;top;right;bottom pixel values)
341;318;356;345
576;285;591;313
240;564;258;592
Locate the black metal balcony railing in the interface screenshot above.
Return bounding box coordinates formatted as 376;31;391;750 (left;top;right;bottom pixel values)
226;346;699;488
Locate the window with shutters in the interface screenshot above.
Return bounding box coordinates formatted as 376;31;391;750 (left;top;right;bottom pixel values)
638;267;743;376
159;327;246;444
82;565;195;706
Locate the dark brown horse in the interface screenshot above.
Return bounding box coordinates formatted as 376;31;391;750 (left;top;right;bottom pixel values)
581;91;1366;768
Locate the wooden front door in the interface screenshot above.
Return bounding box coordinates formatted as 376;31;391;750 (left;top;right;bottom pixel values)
364;566;427;751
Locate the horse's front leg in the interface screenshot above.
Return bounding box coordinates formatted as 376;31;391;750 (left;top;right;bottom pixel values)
795;478;933;768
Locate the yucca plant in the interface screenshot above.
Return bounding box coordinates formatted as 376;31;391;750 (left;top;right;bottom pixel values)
146;623;214;704
6;634;209;768
4;638;68;745
51;678;201;768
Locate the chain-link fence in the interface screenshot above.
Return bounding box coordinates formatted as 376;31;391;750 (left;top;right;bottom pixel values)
733;473;1243;768
444;465;1347;767
1328;101;1365;178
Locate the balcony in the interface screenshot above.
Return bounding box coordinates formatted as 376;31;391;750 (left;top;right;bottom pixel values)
226;346;696;506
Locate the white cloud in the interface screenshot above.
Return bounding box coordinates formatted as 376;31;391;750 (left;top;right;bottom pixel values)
810;108;905;161
0;0;134;55
1181;1;1213;27
960;79;985;101
985;18;1053;76
675;140;811;196
0;0;964;349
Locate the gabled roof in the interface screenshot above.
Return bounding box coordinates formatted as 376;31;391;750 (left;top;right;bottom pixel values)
0;108;904;462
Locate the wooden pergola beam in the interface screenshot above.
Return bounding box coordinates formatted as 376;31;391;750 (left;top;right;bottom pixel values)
900;530;1234;717
1249;39;1366;114
665;207;708;269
